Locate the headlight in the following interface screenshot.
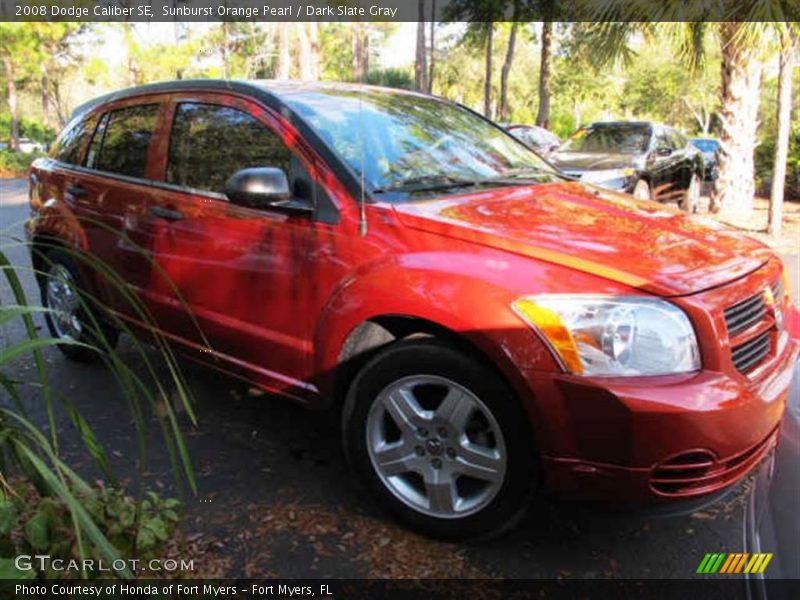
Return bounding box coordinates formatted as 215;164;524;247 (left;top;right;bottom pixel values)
512;295;700;376
581;168;635;183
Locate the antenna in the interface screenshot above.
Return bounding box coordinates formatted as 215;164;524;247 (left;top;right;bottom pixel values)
358;24;368;237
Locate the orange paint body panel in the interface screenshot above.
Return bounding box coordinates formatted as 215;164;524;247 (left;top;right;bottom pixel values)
26;81;798;508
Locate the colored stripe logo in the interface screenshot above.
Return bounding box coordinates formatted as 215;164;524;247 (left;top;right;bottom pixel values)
696;553;773;574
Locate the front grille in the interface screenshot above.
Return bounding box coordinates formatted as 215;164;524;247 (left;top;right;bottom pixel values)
723;292;766;336
731;330;771;373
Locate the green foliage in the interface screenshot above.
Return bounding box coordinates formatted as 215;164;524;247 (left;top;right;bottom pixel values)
0;236;197;578
365;68;414;90
0;149;42;177
0;114;57;143
0;478;180;579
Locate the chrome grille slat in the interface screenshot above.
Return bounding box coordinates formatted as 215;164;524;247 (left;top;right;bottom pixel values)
731;331;770;373
771;278;784;303
723;292;766;336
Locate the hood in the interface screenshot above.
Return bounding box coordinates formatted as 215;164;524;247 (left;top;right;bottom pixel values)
392;182;772;297
550;152;640;172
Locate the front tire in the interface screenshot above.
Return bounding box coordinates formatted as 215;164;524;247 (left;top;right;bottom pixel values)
342;339;537;540
632;178;651;201
39;248;119;362
680;173;701;214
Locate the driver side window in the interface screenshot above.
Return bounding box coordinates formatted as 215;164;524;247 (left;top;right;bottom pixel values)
166;102;304;201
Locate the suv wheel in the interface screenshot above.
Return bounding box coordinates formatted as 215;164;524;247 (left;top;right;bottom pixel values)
40;249;119;362
342;339;536;540
680;173;701;214
632;178;651;200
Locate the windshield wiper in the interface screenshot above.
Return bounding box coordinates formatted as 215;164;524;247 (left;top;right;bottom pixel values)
372;175;478;194
488;166;555;180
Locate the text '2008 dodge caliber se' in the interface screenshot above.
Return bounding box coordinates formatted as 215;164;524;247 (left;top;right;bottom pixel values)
27;81;798;539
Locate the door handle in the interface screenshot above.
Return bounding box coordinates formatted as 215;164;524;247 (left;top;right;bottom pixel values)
149;205;183;221
66;185;86;197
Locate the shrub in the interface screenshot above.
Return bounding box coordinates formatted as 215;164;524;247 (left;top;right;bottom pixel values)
365;68;415;90
0;479;180;579
0;150;42;177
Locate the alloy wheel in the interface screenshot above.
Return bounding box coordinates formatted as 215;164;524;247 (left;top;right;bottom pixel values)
45;263;82;340
365;375;507;519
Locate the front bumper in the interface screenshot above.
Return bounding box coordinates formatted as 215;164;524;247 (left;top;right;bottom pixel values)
531;337;798;508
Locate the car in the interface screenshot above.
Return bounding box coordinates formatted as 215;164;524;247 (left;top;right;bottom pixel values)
17;137;46;154
550;121;705;212
744;359;799;600
27;80;798;540
504;124;561;157
690;137;720;181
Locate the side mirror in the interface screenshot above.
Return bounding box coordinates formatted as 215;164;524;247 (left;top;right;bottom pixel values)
225;167;293;209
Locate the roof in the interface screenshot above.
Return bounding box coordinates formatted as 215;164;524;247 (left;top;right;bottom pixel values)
70;79;424;120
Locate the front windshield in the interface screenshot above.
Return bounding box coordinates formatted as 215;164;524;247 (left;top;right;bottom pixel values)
691;139;718;153
560;124;651;154
284;89;554;196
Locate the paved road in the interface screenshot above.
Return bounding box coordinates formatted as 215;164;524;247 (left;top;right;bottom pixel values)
1;177;797;583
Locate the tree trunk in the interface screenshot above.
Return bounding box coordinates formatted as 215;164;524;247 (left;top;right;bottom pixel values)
352;23;368;82
536;21;552;128
41;69;52;130
710;23;763;219
308;23;320;81
415;2;427;91
483;24;494;118
276;25;291;80
427;1;436;93
3;55;19;151
499;20;518;122
298;23;321;80
573;99;581;130
220;22;230;79
768;32;795;236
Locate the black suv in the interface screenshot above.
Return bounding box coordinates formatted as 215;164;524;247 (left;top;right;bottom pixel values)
551;121;705;212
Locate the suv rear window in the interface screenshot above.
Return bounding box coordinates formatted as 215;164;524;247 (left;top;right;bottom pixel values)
166;102;292;194
92;104;159;179
50;115;96;165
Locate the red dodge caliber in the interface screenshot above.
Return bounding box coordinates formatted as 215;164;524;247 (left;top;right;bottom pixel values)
27;80;798;539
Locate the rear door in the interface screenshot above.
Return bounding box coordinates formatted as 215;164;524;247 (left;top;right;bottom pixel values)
73;99;169;318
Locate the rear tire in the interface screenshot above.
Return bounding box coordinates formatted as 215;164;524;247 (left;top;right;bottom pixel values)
342;339;537;540
39;248;119;362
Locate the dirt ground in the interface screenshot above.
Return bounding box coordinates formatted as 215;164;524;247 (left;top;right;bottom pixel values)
702;192;800;254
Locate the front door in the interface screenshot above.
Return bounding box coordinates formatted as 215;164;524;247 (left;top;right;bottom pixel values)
139;97;324;396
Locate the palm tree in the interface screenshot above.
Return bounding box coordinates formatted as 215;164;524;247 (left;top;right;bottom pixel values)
585;13;798;220
444;0;505;118
498;2;520;121
428;0;437;93
415;1;428;91
768;29;797;235
535;20;553;127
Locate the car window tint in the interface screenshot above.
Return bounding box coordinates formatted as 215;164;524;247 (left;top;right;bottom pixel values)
669;130;686;149
94;104;159;178
50;115;97;165
560;124;651;154
167;103;293;195
84;113;110;169
655;132;673;151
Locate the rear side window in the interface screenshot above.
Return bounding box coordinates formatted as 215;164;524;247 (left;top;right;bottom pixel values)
93;104;159;179
50;115;96;165
166;102;292;194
